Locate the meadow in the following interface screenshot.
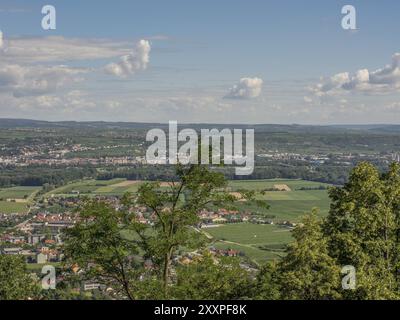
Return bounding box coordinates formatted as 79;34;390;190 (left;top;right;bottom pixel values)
230;179;331;221
0;186;40;214
46;178;141;197
228;179;331;191
0;201;29;214
207;223;293;264
209;179;333;263
0;186;40;200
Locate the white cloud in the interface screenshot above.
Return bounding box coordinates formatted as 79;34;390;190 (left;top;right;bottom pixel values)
225;77;263;99
0;36;134;64
6;90;96;114
0;35;154;101
303;96;313;103
312;53;400;96
104;40;151;77
385;102;400;112
0;64;87;98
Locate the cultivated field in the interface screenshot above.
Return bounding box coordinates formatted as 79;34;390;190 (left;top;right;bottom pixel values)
230;179;331;221
0;186;40;214
47;179;189;197
228;179;331;191
45;178;141;197
208;179;332;263
207;223;293;264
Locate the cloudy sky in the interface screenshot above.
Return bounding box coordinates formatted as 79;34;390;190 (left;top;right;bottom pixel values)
0;0;400;124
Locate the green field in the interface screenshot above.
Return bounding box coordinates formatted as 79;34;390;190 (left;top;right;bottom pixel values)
26;262;61;271
228;179;331;191
230;179;331;221
46;178;142;197
208;179;332;263
47;178;181;198
206;223;293;264
0;186;40;200
0;186;40;214
0;201;29;214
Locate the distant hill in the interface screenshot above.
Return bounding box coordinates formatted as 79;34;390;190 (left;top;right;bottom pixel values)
330;124;400;133
0;118;399;133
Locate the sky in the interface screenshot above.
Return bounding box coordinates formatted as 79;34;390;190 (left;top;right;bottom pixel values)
0;0;400;124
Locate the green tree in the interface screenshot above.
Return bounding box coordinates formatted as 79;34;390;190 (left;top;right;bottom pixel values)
133;164;240;298
63;200;146;300
276;210;341;300
254;261;281;300
324;162;400;299
0;255;40;300
172;251;253;300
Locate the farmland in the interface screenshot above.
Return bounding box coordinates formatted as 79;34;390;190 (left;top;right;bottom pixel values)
206;179;332;263
207;223;293;263
44;178;332;224
0;186;40;214
0;186;40;200
45;178;141;197
229;179;331;221
0;201;30;214
41;178;332;263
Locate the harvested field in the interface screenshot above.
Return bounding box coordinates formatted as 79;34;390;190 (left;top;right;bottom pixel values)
111;180;141;187
229;192;247;202
273;184;291;191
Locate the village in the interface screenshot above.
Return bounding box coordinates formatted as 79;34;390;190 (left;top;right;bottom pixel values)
0;189;298;274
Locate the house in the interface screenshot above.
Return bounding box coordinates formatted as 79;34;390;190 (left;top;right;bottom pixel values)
2;247;22;255
8;236;26;244
83;282;104;291
212;217;227;224
44;239;56;245
28;234;46;245
37;253;48;264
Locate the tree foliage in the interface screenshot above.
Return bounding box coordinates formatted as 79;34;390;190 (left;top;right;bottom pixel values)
0;255;40;300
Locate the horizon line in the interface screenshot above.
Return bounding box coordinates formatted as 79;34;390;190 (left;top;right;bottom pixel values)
0;118;399;127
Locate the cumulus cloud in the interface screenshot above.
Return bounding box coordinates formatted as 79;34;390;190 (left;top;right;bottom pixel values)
0;64;87;98
225;77;263;99
104;40;151;77
0;33;89;98
0;35;154;100
311;53;400;96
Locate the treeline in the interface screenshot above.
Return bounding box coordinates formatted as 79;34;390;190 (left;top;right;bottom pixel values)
0;165;97;187
2;161;388;188
219;165;351;185
97;165;177;181
97;164;351;185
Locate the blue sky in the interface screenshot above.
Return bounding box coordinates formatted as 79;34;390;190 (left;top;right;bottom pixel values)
0;0;400;123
